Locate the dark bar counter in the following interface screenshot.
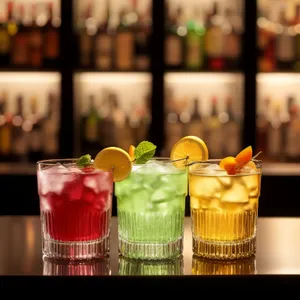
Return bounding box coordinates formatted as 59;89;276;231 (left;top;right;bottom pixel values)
1;216;300;291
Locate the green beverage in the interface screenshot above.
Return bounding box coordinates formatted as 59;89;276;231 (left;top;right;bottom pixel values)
115;158;187;260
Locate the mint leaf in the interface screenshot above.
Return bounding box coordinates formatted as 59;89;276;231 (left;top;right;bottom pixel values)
76;154;92;168
134;141;157;164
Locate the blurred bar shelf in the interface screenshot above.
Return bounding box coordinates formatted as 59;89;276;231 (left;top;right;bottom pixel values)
0;68;60;73
262;162;300;176
74;69;151;74
0;163;36;175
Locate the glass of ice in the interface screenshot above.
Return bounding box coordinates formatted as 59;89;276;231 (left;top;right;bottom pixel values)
37;159;113;260
189;159;262;260
114;158;188;260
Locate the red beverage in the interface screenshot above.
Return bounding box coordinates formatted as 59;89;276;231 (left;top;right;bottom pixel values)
37;160;113;259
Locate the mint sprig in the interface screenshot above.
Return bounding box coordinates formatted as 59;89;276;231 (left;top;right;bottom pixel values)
134;141;157;164
76;154;92;168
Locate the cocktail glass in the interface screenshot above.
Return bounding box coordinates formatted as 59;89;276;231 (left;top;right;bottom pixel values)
189;159;262;260
118;256;183;275
37;159;113;260
115;158;188;260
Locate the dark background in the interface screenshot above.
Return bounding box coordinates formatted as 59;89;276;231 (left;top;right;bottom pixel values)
0;0;299;217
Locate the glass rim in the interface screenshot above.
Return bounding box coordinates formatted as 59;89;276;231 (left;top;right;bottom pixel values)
188;158;262;175
36;158;111;173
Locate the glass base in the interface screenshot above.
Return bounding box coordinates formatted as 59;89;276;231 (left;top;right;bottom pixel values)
193;235;256;260
118;237;183;260
42;236;110;260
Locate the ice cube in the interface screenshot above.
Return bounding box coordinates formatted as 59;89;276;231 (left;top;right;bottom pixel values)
151;186;173;202
190;196;201;209
83;174;100;193
153;201;170;215
40;196;51;211
242;175;260;198
64;178;83;201
189;177;222;200
217;176;233;188
161;173;187;196
221;181;249;203
209;198;223;211
131;190;150;212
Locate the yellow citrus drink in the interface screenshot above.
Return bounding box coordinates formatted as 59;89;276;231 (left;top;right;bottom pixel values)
189;159;262;260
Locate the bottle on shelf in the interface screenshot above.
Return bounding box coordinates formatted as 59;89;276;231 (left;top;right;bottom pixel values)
275;3;295;71
0;91;12;162
11;94;28;162
115;6;135;71
134;1;151;71
205;96;222;158
42;92;59;159
184;7;206;70
28;95;43;162
81;94;102;158
0;7;10;67
29;3;44;68
221;96;241;156
94;0;113;71
78;0;96;69
43;2;60;68
165;4;185;70
204;2;225;71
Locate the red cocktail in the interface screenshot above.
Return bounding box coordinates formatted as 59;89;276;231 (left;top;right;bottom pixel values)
37;159;113;260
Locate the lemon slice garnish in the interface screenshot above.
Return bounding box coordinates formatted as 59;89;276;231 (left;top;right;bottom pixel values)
170;136;209;168
94;147;132;182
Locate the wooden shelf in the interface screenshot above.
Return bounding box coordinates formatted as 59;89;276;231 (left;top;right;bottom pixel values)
0;163;36;175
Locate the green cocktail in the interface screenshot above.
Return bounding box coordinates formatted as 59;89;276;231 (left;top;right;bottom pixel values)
115;158;187;260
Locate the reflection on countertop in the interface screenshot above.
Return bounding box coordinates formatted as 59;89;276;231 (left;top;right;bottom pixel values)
0;217;300;276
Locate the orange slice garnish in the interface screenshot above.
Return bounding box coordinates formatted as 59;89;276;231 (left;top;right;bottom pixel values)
235;146;253;167
219;156;238;175
128;145;135;161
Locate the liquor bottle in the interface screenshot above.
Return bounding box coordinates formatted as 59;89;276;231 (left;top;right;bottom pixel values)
0;91;12;162
275;5;295;71
11;94;28;162
267;102;283;161
29;3;43;68
112;94;133;150
205;2;225;71
223;7;242;70
44;2;60;68
101;91;117;148
0;7;10;67
28;95;43;162
205;96;222;158
185;97;204;138
185;8;205;70
292;4;300;71
256;97;270;156
285;99;300;162
78;1;96;68
11;4;29;66
257;8;276;72
115;7;135;71
94;0;113;70
163;87;183;155
42;92;59;158
135;1;151;71
222;96;240;156
165;5;185;70
82;94;101;157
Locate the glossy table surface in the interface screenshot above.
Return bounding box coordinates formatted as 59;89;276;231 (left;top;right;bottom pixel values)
2;216;300;291
0;216;299;276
